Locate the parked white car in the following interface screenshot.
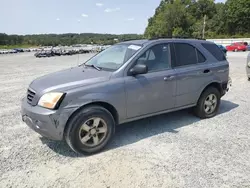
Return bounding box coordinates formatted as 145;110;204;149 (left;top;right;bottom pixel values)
0;49;9;54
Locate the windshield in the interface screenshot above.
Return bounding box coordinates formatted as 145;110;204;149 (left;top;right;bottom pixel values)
84;44;142;71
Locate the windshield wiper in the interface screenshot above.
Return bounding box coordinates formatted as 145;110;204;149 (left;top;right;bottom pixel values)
84;64;101;71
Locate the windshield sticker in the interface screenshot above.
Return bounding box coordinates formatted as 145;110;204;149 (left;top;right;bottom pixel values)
128;45;142;51
163;46;168;51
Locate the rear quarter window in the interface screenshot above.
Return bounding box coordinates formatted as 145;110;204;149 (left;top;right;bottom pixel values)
201;43;226;61
197;50;206;63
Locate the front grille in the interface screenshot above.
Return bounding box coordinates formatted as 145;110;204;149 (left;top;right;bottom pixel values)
27;89;36;104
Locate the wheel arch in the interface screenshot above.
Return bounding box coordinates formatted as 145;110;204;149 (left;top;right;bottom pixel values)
64;101;119;135
197;82;223;103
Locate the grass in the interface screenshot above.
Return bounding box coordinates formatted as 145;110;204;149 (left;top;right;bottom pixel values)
0;45;38;49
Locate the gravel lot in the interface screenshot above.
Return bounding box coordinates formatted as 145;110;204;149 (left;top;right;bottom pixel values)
0;52;250;188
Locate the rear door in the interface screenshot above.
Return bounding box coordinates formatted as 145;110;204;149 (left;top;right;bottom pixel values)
172;42;213;107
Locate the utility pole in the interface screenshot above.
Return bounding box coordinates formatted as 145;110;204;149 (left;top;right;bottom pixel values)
77;20;81;66
202;14;207;39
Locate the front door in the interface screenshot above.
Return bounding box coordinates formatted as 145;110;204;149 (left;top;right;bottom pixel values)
124;43;177;118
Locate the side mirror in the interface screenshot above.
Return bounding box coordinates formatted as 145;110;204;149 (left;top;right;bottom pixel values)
129;64;148;76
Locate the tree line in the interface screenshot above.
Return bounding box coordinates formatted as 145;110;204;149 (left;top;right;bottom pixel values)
0;0;249;48
145;0;250;39
0;33;143;47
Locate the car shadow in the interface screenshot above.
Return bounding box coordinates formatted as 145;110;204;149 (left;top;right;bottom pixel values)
218;100;239;115
40;100;239;157
39;137;83;158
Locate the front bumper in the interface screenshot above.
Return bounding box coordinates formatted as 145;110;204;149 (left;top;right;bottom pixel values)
21;98;76;140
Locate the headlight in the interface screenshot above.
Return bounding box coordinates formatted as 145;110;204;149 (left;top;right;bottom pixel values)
248;61;250;67
38;92;65;109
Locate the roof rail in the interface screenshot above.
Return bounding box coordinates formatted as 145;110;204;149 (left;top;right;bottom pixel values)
149;36;206;40
120;38;145;42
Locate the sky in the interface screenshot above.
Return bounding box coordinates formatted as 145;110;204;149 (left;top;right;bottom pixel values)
0;0;226;35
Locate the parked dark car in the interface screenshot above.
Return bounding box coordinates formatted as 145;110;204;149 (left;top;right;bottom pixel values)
79;49;91;54
21;38;231;155
8;49;18;54
217;44;227;56
35;50;55;58
13;48;24;53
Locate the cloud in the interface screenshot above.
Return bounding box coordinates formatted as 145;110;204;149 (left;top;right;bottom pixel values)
56;18;60;21
104;7;120;13
77;19;81;22
126;18;135;21
81;13;88;17
96;3;103;7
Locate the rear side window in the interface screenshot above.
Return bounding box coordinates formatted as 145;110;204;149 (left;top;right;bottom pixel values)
202;43;226;61
173;43;206;67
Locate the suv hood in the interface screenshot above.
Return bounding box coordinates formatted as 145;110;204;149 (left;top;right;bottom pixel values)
29;66;112;93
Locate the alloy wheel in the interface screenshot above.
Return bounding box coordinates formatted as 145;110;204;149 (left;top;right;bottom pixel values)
78;117;108;147
204;94;217;114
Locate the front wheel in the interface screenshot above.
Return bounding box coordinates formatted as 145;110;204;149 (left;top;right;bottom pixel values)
65;106;115;155
194;87;221;119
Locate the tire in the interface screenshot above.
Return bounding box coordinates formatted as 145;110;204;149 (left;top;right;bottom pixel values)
65;105;115;155
194;87;221;119
248;77;250;81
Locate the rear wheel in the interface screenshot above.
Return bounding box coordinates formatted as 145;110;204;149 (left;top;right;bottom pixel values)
65;105;115;155
194;87;221;119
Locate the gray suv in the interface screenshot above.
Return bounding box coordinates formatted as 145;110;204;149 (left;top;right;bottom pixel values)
21;38;231;155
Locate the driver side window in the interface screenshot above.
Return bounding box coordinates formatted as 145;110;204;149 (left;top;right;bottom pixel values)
135;44;170;72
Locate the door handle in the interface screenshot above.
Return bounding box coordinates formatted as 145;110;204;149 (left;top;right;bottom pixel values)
218;69;226;73
164;76;175;81
203;69;210;73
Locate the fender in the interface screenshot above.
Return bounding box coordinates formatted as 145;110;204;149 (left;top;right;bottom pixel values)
196;80;225;104
62;92;126;123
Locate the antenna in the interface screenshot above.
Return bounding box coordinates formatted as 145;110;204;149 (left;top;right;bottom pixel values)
77;20;81;66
